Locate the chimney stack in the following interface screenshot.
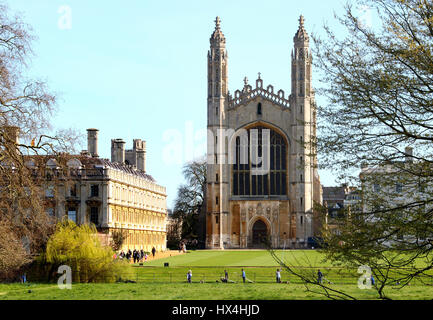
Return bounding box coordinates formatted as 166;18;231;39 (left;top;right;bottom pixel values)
3;126;20;145
111;139;126;163
136;149;146;172
87;128;99;158
134;139;146;172
405;146;413;163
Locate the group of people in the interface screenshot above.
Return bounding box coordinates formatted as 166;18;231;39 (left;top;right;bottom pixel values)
118;247;157;263
184;267;377;285
186;268;285;284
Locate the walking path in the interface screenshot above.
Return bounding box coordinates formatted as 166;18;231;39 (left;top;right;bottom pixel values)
136;250;185;263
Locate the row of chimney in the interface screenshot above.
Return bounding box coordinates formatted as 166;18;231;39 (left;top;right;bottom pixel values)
0;126;146;172
86;128;146;172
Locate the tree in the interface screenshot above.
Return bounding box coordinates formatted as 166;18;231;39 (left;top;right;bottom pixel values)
34;220;132;283
0;3;80;281
172;157;206;247
110;229;129;252
166;208;182;249
308;0;433;299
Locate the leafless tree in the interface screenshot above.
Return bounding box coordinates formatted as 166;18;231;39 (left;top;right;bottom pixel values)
172;157;206;245
0;3;80;281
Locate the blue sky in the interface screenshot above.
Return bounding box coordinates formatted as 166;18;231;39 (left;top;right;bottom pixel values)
7;0;361;208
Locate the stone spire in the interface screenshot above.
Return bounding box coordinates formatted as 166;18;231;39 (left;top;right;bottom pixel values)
294;14;309;44
210;16;226;47
215;16;221;30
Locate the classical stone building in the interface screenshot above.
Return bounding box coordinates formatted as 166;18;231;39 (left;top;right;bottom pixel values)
206;16;322;249
27;128;167;252
322;185;360;236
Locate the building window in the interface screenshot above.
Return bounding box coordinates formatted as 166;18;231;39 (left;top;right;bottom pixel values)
90;185;99;197
300;215;303;225
70;184;77;197
373;184;381;193
45;185;55;197
90;207;99;225
216;173;219;182
419;181;425;193
45;207;55;217
300;197;303;206
215;216;219;224
257;103;262;115
395;183;403;193
232;126;287;196
67;207;77;223
216;196;219;205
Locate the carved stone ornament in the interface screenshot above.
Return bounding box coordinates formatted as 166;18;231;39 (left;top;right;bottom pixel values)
241;208;246;221
256;203;263;216
248;206;254;220
272;207;279;221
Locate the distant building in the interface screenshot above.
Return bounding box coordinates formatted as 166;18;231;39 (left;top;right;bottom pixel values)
355;146;433;246
322;184;359;235
24;128;167;252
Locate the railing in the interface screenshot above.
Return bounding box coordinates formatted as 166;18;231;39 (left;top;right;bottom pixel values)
23;267;433;286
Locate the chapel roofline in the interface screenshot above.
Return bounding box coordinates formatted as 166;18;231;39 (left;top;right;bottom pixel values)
228;73;290;109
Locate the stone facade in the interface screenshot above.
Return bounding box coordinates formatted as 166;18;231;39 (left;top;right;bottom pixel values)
40;129;167;252
206;16;322;249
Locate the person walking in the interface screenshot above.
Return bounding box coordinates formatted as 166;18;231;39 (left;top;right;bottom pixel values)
276;269;281;283
317;269;323;284
127;249;132;262
152;247;156;258
224;270;229;283
187;270;192;283
241;269;246;283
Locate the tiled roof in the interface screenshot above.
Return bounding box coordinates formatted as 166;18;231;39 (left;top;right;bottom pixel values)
24;154;156;183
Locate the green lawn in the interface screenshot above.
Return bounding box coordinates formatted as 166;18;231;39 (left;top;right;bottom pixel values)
1;281;432;300
144;249;331;267
1;249;433;300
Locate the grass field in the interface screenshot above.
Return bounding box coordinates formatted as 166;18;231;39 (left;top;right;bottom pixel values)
143;249;331;267
1;250;433;300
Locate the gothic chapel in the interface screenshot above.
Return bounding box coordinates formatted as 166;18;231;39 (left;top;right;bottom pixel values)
206;16;323;249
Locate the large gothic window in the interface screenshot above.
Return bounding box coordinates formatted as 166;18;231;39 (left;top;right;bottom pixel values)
232;126;287;196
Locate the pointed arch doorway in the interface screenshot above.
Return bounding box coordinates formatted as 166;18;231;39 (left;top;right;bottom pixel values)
252;219;268;248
